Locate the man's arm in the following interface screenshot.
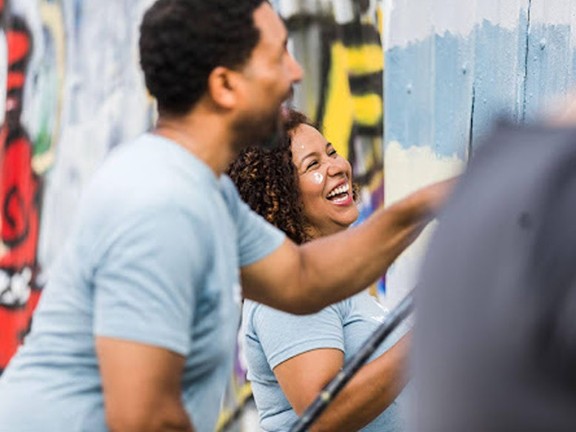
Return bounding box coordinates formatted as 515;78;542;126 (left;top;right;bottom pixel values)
241;179;453;314
96;337;195;432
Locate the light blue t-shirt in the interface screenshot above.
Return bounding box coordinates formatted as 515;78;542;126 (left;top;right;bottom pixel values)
244;291;410;432
0;134;285;432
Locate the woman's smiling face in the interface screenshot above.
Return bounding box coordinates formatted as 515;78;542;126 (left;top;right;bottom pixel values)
291;124;359;238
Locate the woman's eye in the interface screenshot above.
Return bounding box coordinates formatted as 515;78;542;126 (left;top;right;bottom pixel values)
306;161;318;170
328;149;337;156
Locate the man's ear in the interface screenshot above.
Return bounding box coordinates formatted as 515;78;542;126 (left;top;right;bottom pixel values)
207;66;241;109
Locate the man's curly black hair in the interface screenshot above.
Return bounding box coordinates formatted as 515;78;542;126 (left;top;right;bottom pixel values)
228;108;359;245
139;0;266;116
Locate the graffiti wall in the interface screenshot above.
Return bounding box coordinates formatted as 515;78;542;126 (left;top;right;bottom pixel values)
286;0;385;224
384;0;576;307
280;0;386;305
4;0;575;428
0;0;154;372
0;2;41;371
1;0;387;377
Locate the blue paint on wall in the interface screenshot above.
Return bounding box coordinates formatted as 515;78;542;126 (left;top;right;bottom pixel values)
433;32;474;158
384;39;433;154
470;16;527;147
386;38;435;154
524;21;575;121
385;12;576;158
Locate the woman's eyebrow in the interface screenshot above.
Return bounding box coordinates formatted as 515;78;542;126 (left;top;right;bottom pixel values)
297;150;318;169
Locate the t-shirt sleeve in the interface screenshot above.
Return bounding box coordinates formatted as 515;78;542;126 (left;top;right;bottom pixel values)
220;176;285;267
92;207;209;356
251;303;345;369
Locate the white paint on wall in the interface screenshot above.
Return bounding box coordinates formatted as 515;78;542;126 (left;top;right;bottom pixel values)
384;141;464;207
530;0;576;25
386;0;528;49
332;0;355;24
475;0;528;32
37;0;155;281
278;0;322;18
384;0;433;50
431;0;477;40
381;141;465;308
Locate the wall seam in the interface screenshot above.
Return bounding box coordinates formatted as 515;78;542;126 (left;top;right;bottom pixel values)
467;84;476;160
521;0;533;122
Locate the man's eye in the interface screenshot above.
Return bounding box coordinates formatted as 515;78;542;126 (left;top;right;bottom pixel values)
328;149;337;156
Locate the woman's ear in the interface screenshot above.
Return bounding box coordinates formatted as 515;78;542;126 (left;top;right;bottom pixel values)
207;66;240;109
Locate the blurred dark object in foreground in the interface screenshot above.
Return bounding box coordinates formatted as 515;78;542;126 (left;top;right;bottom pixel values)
413;122;576;432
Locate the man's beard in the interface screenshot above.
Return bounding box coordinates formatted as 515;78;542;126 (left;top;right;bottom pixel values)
232;107;284;152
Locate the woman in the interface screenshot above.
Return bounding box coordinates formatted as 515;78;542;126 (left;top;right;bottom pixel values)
228;109;416;431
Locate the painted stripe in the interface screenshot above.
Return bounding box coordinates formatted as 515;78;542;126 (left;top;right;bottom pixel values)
349;72;383;97
352;93;383;127
340;22;381;46
345;44;384;75
321;43;353;159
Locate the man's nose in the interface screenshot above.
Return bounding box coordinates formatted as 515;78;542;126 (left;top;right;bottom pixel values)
289;53;303;83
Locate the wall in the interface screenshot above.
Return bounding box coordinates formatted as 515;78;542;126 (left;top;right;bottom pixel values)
0;0;386;370
0;1;386;429
384;0;576;307
0;0;154;372
280;0;387;305
2;0;576;429
284;0;385;225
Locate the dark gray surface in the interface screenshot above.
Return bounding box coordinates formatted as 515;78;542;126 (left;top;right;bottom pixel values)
413;123;576;431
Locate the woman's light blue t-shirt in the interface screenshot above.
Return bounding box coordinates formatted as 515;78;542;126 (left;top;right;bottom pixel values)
244;290;410;432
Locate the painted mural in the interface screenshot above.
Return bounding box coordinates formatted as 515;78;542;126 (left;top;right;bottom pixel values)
286;0;386;228
2;0;576;429
0;0;155;374
0;6;42;372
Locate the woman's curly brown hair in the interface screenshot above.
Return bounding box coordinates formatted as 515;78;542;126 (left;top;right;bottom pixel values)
228;109;313;244
228;108;358;244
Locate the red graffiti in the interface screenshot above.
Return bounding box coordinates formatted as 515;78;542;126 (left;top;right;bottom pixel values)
1;134;39;267
0;290;40;368
0;14;42;372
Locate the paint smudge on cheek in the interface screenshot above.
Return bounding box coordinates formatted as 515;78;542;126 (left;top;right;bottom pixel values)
312;172;324;184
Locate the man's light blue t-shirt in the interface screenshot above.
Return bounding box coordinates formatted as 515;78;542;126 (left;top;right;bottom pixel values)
0;134;285;432
244;291;410;432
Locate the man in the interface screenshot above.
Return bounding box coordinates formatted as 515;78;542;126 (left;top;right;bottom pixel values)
0;1;450;431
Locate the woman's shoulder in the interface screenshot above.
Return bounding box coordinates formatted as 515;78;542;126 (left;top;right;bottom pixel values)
243;299;348;339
